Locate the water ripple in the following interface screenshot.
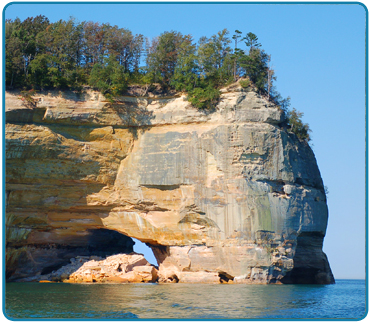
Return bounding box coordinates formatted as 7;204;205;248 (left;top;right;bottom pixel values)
5;280;366;320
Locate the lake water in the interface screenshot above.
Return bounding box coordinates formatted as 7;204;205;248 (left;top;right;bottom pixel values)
4;279;366;320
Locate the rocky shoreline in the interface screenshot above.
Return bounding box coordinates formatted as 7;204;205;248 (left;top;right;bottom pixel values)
18;253;158;284
17;252;235;284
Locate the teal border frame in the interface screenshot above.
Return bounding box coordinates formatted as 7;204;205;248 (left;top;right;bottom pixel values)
2;1;368;321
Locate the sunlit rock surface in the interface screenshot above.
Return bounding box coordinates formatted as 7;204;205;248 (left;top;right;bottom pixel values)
18;253;158;283
5;83;334;284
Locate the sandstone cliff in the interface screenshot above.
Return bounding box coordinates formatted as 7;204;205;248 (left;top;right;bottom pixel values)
5;83;334;284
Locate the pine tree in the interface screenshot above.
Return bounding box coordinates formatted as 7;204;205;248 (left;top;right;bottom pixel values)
232;30;242;80
287;108;311;142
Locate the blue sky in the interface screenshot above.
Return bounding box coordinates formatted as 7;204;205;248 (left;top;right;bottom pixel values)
3;2;367;279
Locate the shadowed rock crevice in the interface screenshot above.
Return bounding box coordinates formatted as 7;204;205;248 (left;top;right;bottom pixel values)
140;184;181;191
6;228;135;281
150;245;169;266
86;229;135;256
218;271;234;283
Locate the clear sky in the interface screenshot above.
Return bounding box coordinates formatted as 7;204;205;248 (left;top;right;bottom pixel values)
3;2;367;279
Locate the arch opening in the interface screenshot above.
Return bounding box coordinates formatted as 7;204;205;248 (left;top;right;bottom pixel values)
132;238;158;266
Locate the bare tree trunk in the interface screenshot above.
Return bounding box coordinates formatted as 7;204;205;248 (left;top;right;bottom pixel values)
267;69;271;101
10;71;14;88
267;55;272;101
233;38;237;81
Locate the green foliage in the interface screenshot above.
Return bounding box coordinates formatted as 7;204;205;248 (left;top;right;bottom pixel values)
5;17;271;102
146;31;188;88
5;17;274;98
6;15;313;142
5;16;143;91
6;17;313;143
232;30;243;80
243;32;261;52
5;15;49;89
239;78;251;88
278;96;291;113
89;56;128;101
239;48;269;93
187;86;220;110
171;38;199;92
287;108;311;142
197;29;233;87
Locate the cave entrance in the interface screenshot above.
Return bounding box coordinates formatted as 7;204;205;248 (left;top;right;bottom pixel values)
132;238;158;266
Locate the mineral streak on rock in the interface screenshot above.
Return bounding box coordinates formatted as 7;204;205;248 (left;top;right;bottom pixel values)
5;82;334;284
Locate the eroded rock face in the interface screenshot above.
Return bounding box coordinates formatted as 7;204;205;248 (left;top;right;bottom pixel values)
5;83;334;284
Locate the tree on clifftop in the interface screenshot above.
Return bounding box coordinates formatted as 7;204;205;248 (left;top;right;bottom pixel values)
146;31;188;88
5;15;50;88
89;55;127;100
197;29;233;87
171;36;199;92
232;29;243;81
287;108;311;142
243;32;261;53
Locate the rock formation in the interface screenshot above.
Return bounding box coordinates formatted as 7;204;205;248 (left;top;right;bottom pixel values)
17;253;158;283
5;82;334;284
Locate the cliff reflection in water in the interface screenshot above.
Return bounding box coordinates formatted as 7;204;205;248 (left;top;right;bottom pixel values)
5;280;365;319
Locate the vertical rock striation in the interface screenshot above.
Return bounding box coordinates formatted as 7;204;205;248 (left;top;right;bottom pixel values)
5;84;334;284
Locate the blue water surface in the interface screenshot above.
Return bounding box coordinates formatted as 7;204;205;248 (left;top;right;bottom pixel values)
4;279;366;320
